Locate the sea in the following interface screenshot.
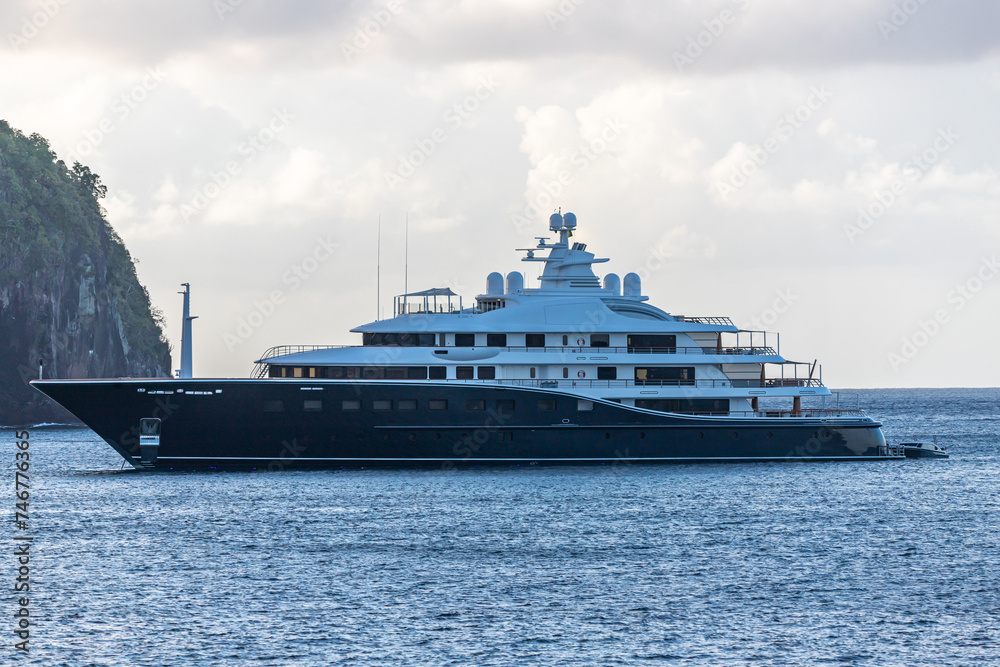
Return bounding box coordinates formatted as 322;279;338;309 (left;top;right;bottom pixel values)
4;388;999;666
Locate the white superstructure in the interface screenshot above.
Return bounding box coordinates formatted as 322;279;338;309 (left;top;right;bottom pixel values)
257;212;835;419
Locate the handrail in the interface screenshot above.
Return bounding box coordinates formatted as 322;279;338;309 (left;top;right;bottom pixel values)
251;344;347;378
682;316;735;326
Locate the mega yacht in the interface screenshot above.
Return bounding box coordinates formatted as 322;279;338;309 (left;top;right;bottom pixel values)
33;211;899;469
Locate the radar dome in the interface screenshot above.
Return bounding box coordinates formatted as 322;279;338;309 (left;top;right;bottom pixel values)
506;271;524;294
623;272;642;297
604;273;621;296
563;212;577;229
548;212;563;231
486;272;503;296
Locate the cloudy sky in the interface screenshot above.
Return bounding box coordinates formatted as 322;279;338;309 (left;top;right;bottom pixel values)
2;0;998;387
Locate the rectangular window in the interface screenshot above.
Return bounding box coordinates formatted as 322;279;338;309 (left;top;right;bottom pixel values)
627;334;677;353
342;400;361;410
466;399;486;411
303;400;322;412
634;367;695;385
477;366;496;380
597;367;617;380
486;333;507;347
562;335;568;346
429;399;448;410
397;399;417;411
499;432;514;442
263;400;284;413
385;367;408;379
293;367;303;378
407;367;428;380
562;367;569;379
591;334;610;347
635;398;728;415
373;400;392;410
577;399;594;411
525;333;545;348
455;333;475;347
538;399;557;411
529;367;536;379
439;333;446;346
309;367;317;378
456;366;474;379
429;366;446;380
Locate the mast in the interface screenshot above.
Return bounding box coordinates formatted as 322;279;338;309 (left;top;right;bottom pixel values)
178;283;197;379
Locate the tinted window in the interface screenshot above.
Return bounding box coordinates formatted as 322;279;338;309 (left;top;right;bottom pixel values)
397;399;417;410
373;400;391;410
342;400;361;410
456;366;474;379
591;334;610;347
477;366;496;380
525;333;545;348
304;400;322;411
466;399;486;411
429;366;447;379
486;333;507;347
455;333;475;347
597;367;617;380
429;399;448;410
538;399;556;411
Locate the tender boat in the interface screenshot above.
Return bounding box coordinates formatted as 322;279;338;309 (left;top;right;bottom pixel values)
32;211;900;469
901;441;949;458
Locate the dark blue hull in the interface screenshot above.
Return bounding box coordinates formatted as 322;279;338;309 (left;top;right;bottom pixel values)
32;379;894;469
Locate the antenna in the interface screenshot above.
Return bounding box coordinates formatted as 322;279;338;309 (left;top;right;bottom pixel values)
376;214;381;322
404;212;409;300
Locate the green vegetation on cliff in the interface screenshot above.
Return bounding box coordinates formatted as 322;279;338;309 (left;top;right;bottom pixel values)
0;119;171;424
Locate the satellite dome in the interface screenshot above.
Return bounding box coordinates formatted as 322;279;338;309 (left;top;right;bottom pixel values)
549;212;563;231
563;212;577;228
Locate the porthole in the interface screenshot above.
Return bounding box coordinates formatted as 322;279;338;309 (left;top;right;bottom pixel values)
732;431;739;439
697;432;704;439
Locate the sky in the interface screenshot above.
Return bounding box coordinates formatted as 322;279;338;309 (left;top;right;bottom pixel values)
1;0;998;387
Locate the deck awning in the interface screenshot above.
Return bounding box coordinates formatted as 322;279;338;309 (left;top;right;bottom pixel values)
398;287;457;297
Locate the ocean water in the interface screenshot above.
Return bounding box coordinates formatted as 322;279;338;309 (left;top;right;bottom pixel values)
4;388;999;666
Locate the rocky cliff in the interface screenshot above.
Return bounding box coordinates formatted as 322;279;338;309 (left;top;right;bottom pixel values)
0;120;171;425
